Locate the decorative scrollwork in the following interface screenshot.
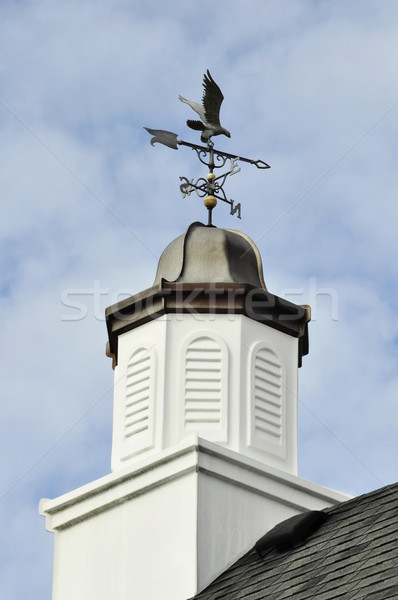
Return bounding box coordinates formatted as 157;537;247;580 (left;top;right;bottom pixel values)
213;183;228;202
180;153;246;216
213;153;229;169
179;177;194;198
144;126;270;224
180;176;210;199
193;147;210;167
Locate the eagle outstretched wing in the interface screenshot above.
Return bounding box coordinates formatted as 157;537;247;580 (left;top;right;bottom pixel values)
202;70;224;128
179;70;231;142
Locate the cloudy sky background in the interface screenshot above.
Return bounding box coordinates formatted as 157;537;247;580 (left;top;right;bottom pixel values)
1;0;398;597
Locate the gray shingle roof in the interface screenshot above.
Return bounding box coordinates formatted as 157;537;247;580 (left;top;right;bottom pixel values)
189;481;398;600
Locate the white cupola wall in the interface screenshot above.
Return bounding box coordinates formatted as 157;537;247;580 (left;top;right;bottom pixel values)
111;311;301;473
106;222;310;474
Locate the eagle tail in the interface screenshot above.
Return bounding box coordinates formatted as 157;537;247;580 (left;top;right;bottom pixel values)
187;119;205;131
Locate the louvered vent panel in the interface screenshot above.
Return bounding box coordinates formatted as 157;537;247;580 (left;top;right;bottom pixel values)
184;337;222;428
253;348;282;444
124;348;151;440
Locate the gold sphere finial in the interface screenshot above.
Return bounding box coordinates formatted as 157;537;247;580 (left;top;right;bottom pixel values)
204;195;217;209
206;172;215;181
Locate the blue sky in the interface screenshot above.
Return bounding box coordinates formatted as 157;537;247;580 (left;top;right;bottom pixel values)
1;0;398;597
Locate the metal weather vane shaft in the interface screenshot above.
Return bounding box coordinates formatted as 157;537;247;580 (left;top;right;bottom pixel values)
144;71;270;226
144;128;270;169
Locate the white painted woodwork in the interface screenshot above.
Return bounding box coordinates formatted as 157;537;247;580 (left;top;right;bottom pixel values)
111;313;298;473
40;437;350;600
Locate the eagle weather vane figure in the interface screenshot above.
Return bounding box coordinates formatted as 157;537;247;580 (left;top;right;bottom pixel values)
144;70;270;226
179;70;231;143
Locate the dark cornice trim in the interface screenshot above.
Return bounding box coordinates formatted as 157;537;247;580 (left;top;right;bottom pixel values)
105;281;310;367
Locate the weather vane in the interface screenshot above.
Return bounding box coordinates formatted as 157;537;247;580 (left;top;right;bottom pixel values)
144;70;270;226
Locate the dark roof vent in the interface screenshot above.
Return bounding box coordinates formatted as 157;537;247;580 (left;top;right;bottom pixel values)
255;510;330;557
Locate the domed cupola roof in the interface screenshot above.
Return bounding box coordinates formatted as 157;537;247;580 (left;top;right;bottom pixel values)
106;222;310;367
154;222;267;289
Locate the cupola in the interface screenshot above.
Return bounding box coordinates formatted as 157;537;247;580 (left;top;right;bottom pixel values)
106;221;310;473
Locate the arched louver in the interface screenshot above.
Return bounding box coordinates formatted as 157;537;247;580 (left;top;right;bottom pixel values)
250;346;283;452
184;336;224;431
124;347;152;442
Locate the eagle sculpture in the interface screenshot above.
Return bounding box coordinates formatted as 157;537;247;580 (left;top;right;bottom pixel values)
179;70;231;143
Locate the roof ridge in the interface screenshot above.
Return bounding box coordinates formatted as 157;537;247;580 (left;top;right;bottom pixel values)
325;480;398;515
